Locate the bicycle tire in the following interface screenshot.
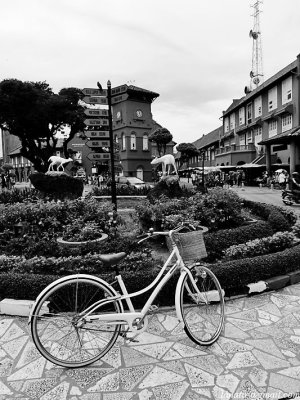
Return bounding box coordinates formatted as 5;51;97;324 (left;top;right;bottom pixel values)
179;265;224;346
31;275;123;368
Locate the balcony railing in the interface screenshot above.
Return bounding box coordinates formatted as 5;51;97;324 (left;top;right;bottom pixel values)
215;144;256;155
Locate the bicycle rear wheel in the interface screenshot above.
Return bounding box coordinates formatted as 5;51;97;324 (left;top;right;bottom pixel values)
179;265;224;345
31;276;122;368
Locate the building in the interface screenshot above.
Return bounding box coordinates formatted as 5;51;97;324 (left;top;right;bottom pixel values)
218;53;300;173
1;84;176;182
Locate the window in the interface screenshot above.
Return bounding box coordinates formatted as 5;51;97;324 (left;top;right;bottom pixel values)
268;119;277;138
130;133;136;150
239;134;246;146
122;133;126;150
282;114;292;132
254;96;262;117
230;114;235;130
136;167;143;180
282;76;292;104
268;86;277;111
239;107;245;125
247;131;253;143
224;117;229;132
247;103;252;124
143;134;148;150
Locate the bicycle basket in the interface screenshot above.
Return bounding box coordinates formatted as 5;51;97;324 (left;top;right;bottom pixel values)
167;229;207;262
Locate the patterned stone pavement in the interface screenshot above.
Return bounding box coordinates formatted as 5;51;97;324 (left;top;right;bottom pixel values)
1;284;300;400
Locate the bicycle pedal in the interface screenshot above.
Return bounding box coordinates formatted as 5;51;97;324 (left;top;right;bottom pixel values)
149;305;159;313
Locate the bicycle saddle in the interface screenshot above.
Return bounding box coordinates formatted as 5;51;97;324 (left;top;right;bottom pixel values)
98;252;127;266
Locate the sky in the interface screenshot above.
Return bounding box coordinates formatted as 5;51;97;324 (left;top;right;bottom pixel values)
1;0;300;145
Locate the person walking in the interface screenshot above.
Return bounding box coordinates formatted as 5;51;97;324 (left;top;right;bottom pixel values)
278;171;286;189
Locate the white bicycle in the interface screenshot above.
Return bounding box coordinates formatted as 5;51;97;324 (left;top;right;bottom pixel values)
29;223;225;368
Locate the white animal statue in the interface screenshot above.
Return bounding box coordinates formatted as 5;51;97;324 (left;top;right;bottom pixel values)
48;156;73;172
151;154;178;176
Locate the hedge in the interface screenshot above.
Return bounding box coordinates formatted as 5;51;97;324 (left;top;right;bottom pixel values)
204;221;273;261
210;243;300;296
1;244;300;307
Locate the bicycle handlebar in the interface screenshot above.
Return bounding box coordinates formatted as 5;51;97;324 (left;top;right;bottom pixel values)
137;222;207;244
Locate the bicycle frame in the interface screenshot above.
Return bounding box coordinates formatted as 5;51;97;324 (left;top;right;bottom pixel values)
73;241;194;336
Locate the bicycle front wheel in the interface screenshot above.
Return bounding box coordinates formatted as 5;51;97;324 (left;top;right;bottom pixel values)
31;276;122;368
179;265;224;346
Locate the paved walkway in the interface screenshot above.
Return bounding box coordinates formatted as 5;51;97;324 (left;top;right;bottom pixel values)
1;284;300;399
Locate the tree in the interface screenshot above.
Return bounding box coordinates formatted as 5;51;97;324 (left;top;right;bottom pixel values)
149;127;173;156
0;79;85;172
177;143;199;177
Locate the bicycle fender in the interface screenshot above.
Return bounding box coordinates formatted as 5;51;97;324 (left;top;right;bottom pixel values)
28;274;120;324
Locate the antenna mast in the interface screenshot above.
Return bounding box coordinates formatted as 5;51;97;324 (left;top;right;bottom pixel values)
249;0;264;90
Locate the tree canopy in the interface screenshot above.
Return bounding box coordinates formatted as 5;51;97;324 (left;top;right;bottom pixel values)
177;142;199;165
0;79;85;172
149;127;173;156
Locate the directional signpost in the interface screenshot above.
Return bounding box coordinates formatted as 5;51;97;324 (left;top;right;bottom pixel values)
86;140;110;148
84;118;109;126
82;88;108;96
87;153;111;161
84;109;109;117
81;81;128;210
111;94;129;105
83;96;108;105
85;130;110;139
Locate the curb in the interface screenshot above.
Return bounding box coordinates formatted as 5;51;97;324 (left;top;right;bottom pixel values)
1;270;300;317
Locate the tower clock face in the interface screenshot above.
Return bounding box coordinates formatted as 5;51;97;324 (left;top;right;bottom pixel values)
136;109;143;118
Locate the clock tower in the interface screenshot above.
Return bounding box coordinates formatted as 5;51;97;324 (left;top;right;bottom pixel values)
112;85;159;181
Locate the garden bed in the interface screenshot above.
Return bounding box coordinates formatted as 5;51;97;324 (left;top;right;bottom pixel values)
0;188;298;306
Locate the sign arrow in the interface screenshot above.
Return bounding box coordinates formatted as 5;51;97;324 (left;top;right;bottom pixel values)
83;96;108;105
84;109;109;117
87;153;111;161
82;88;107;96
86;140;110;148
85;130;110;139
111;94;129;104
84;118;109;126
111;85;127;97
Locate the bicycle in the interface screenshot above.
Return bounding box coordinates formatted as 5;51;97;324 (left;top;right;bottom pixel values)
29;223;225;368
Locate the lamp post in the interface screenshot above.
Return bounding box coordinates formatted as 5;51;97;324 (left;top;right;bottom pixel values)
107;80;117;211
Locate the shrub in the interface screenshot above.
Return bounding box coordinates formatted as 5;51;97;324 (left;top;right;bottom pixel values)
0;198;114;257
0;188;41;204
191;188;243;230
2;244;300;304
204;221;273;261
267;210;291;232
242;200;297;227
223;231;296;260
292;220;300;238
211;244;300;296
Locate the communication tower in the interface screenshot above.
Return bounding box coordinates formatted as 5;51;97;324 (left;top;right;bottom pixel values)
249;0;264;89
245;1;264;93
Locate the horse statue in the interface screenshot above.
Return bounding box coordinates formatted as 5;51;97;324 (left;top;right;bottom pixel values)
151;154;178;176
48;156;73;172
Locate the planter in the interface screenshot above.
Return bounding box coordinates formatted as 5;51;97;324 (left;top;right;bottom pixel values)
57;233;108;249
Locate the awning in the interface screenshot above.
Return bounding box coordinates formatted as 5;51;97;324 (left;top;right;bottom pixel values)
259;126;300;145
239;163;266;168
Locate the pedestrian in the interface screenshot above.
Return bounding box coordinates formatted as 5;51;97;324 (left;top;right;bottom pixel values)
278;171;286;189
191;171;196;185
1;174;7;189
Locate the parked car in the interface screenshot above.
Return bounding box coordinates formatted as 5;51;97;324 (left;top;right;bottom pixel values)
108;176;153;189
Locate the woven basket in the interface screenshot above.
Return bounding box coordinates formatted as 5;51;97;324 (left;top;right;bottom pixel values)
167;229;207;262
